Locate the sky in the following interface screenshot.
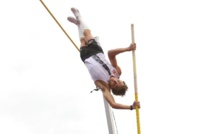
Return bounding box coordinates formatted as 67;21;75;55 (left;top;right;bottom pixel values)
0;0;215;134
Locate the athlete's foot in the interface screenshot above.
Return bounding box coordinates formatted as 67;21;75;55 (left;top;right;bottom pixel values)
71;7;81;19
67;17;79;25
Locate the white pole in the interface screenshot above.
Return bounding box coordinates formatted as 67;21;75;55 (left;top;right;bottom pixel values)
95;36;116;134
103;97;116;134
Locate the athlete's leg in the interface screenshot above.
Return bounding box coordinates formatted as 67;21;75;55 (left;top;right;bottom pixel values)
71;8;94;43
67;16;87;48
80;38;86;48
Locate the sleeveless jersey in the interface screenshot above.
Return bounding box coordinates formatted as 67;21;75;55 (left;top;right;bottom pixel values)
84;53;119;83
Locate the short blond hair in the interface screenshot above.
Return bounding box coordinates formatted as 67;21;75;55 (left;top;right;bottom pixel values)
111;81;128;96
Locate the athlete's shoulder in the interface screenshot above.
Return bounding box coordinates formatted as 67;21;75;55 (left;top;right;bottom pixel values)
94;80;110;92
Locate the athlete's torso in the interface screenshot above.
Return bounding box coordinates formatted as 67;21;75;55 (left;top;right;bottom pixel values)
84;53;119;83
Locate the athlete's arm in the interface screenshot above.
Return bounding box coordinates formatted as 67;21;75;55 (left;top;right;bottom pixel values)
108;43;136;75
95;81;132;110
103;89;140;110
103;89;132;109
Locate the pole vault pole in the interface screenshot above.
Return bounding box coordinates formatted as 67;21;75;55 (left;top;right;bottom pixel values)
39;0;80;52
131;24;141;134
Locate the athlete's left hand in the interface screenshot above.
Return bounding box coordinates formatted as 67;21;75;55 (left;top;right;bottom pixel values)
127;43;136;51
132;101;140;109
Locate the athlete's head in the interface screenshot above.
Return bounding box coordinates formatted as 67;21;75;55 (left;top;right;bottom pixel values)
109;76;128;96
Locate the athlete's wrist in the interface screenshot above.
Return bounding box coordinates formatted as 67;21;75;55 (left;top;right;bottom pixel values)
130;105;133;110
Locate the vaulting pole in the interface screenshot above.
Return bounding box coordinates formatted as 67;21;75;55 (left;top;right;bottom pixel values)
131;24;141;134
39;0;80;52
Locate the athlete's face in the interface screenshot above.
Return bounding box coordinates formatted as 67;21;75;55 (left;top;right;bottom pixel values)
109;77;124;89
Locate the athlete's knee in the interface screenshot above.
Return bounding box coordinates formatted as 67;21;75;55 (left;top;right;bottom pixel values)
83;29;91;37
83;30;93;40
80;38;87;47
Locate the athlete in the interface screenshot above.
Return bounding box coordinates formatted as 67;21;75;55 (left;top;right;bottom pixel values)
67;7;140;110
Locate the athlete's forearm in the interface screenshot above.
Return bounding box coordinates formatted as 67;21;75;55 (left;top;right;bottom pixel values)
111;102;131;110
108;47;129;57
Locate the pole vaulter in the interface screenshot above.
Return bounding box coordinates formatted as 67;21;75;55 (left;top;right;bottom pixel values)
40;0;140;134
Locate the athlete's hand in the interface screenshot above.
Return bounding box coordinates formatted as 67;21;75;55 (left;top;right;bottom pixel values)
127;43;136;51
132;101;140;109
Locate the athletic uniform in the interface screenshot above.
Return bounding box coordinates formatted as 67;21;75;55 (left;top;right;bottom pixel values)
80;39;119;83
